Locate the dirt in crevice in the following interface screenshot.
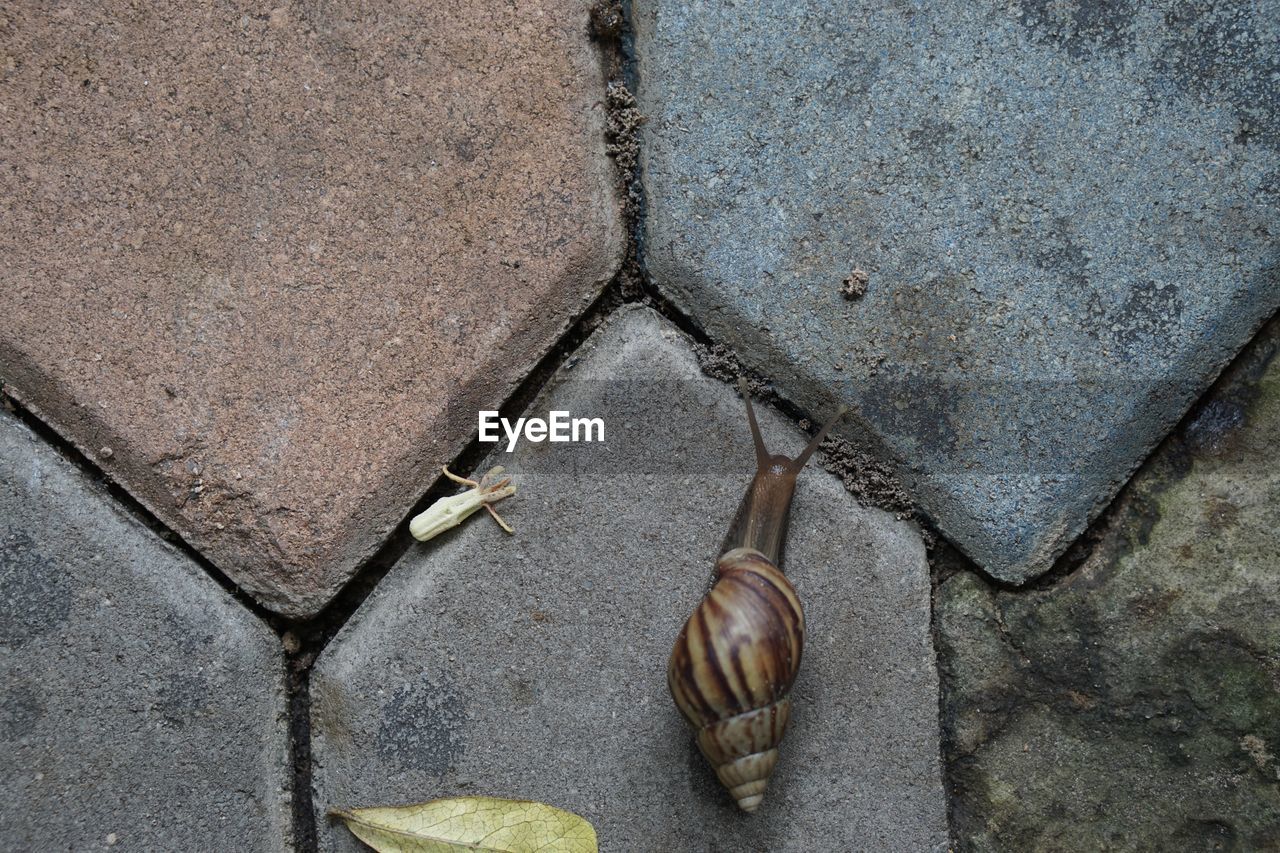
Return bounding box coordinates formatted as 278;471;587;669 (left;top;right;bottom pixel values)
604;82;643;206
284;640;316;852
811;431;916;520
690;341;772;398
591;0;646;301
691;339;919;520
605;79;646;301
588;0;625;43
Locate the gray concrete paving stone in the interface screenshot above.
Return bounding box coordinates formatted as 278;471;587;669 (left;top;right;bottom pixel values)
311;307;948;852
0;411;290;851
635;0;1280;584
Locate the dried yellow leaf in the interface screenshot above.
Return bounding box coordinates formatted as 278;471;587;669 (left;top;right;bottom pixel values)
330;796;598;853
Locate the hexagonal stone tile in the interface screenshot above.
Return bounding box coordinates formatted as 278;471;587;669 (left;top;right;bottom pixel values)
0;0;622;616
635;0;1280;582
937;318;1280;848
311;308;948;851
0;411;289;850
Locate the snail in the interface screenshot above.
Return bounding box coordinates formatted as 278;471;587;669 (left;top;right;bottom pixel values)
668;379;846;812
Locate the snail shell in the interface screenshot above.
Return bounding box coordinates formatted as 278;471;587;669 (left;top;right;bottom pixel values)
667;380;843;813
668;546;804;812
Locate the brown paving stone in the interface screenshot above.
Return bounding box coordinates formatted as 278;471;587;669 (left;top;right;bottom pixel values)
0;1;622;616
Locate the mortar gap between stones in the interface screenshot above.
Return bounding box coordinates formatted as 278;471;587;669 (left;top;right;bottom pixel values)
0;389;285;633
285;649;317;853
593;0;647;303
943;301;1280;598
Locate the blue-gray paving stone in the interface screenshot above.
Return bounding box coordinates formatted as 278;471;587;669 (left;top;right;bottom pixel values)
635;0;1280;582
311;307;948;852
0;411;289;851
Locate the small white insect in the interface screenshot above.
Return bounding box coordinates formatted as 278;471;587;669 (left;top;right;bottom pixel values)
408;466;516;542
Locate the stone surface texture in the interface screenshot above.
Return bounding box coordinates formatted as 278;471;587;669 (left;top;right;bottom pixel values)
0;410;290;851
938;318;1280;850
0;0;622;616
635;0;1280;583
311;307;948;852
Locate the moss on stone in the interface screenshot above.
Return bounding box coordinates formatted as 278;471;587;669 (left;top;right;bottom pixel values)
939;320;1280;850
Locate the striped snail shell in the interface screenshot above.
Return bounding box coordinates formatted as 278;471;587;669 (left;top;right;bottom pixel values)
667;380;845;813
668;546;803;812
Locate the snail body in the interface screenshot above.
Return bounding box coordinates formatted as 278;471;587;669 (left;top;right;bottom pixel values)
668;381;845;812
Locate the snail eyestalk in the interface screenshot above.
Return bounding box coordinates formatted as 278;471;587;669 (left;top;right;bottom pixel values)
721;381;847;565
789;403;848;474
